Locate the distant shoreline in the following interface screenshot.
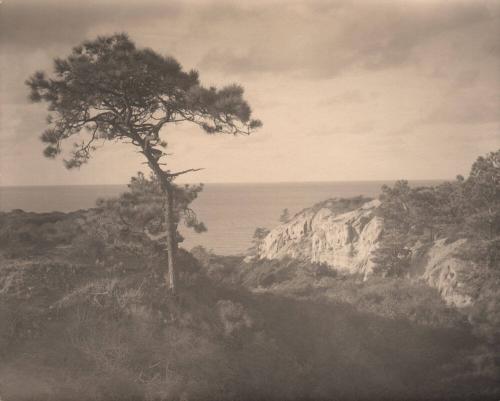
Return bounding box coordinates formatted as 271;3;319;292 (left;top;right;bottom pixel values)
0;179;447;188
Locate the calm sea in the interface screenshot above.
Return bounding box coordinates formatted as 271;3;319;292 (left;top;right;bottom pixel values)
0;181;440;255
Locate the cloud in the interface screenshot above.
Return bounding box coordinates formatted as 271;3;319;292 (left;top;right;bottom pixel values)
198;48;279;75
319;90;365;106
0;100;48;145
386;93;499;139
1;0;499;185
197;0;498;78
450;69;480;90
484;34;500;57
2;0;498;78
346;121;375;135
426;94;500;125
0;0;181;51
309;120;374;136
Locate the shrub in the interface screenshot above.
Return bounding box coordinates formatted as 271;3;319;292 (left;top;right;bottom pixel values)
71;233;106;263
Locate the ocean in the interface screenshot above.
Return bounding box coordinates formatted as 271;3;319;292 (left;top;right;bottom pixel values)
0;181;440;255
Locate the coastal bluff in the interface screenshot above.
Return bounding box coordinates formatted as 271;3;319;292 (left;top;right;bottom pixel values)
259;198;383;278
257;198;474;307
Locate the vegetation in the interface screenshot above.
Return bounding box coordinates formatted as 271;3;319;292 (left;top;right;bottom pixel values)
0;224;495;401
95;172;206;247
1;149;498;399
27;33;261;293
279;208;291;224
193;249;466;329
369;149;500;364
0;209;84;258
247;227;270;257
300;195;373;216
190;244;500;400
373;149;500;277
1;174;498;400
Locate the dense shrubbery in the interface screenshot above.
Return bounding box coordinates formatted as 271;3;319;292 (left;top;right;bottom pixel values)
0;210;84;257
96;172;206;245
367;150;500;356
373;149;500;277
194;250;466;329
0;253;490;401
2;211;497;400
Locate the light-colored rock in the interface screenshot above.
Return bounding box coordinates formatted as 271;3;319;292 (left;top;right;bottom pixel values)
259;199;383;278
258;198;474;307
416;238;473;308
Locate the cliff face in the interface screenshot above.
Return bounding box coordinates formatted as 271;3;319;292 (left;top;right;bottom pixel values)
258;199;474;307
259;199;383;278
411;238;473;307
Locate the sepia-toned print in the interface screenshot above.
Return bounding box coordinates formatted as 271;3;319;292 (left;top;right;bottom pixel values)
0;1;499;400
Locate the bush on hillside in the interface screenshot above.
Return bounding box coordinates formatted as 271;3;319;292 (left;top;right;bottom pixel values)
0;210;84;258
1;230;498;400
373;149;500;277
71;233;107;263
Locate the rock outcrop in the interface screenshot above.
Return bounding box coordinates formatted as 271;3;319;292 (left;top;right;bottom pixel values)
259;199;383;278
411;238;473;307
258;199;474;307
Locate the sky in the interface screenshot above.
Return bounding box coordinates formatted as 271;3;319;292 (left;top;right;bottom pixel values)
0;0;499;185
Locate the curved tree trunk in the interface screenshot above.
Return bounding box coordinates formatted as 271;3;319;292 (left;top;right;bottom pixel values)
137;136;178;294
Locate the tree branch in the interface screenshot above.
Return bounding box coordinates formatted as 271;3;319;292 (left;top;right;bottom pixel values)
166;168;204;178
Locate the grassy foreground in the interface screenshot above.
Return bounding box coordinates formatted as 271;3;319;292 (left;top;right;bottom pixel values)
0;209;499;401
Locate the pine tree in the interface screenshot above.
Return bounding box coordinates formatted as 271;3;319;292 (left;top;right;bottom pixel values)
27;34;261;293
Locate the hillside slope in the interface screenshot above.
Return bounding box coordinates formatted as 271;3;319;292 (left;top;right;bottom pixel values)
1;209;499;400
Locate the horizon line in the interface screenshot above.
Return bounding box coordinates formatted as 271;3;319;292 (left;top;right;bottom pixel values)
0;178;450;188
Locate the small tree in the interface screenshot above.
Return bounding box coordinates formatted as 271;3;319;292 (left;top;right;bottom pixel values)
279;208;291;224
371;230;412;277
377;180;413;233
26;34;261;293
248;227;270;257
464;149;500;239
410;187;441;242
96;172;206;245
375;181;425;276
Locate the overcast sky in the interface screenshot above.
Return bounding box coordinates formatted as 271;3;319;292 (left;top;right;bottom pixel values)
0;0;499;185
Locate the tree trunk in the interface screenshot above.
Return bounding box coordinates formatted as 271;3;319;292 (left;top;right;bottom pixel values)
488;207;493;239
133;133;179;293
140;151;178;292
163;181;177;294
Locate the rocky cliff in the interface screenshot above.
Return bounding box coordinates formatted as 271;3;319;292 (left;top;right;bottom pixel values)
259;199;383;278
411;238;473;307
258;199;474;307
